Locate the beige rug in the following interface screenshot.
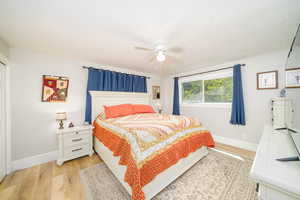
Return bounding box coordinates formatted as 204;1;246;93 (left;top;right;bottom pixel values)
80;149;258;200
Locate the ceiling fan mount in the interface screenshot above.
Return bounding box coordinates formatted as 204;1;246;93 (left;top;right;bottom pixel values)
134;44;182;63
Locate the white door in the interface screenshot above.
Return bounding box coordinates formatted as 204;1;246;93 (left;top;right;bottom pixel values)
0;63;6;182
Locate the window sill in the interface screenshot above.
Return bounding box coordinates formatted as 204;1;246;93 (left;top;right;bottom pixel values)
180;103;232;109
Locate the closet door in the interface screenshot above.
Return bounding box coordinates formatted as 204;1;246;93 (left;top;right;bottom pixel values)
0;63;6;182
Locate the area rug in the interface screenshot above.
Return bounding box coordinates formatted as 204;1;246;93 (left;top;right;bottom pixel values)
80;149;258;200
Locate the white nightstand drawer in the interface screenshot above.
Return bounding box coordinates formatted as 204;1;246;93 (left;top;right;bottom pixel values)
64;144;90;158
56;125;94;166
63;133;90;147
65;130;90;137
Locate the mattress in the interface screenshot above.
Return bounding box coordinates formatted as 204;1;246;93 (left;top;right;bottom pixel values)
93;113;215;200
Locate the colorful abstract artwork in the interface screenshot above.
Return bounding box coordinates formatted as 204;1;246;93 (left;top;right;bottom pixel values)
42;75;69;102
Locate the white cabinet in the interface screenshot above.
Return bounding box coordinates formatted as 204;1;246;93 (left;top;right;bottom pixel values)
271;98;294;129
250;125;300;200
56;125;94;165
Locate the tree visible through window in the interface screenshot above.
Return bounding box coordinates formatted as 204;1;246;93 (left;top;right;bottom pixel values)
180;74;233;104
204;77;232;102
182;80;203;103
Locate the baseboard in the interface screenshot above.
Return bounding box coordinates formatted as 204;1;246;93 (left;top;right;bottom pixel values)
12;151;58;171
213;135;257;152
11;136;257;171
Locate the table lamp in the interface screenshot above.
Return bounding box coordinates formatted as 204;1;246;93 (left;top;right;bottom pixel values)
56;112;67;129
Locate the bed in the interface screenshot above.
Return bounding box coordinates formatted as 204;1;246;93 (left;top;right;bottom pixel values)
90;91;215;200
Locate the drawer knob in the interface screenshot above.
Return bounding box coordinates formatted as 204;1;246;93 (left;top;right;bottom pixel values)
72;138;82;142
75;131;79;134
72;148;82;152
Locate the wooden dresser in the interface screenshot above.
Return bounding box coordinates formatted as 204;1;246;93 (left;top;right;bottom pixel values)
250;125;300;200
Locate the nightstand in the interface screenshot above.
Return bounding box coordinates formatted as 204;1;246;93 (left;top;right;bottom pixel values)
56;125;94;166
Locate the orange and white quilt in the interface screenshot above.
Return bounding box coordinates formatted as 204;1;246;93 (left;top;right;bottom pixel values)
93;113;215;200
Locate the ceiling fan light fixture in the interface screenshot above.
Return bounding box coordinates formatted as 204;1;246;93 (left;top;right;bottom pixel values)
156;51;166;62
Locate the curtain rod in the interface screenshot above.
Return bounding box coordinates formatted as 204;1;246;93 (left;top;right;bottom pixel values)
82;66;151;79
176;64;246;79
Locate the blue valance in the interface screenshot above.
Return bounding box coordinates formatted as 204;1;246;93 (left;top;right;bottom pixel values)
85;68;147;123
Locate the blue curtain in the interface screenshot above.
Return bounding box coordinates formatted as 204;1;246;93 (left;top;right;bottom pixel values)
230;64;246;125
172;77;180;115
85;68;147;123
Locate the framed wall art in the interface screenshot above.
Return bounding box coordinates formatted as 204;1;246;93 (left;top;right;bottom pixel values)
256;70;278;90
42;75;69;102
152;86;160;100
286;68;300;88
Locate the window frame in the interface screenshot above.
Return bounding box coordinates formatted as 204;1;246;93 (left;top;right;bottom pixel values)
178;70;233;108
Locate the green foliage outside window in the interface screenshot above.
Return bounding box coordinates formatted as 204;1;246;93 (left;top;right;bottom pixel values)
181;76;233;103
182;80;203;103
204;77;233;102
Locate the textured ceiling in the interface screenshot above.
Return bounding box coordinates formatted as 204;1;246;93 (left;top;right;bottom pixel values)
0;0;300;75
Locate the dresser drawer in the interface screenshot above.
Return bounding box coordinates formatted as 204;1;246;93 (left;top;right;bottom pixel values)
63;133;90;147
64;144;90;158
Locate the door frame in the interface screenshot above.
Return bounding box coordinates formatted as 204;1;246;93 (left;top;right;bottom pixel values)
0;54;11;177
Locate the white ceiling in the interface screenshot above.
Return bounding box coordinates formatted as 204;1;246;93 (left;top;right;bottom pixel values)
0;0;300;75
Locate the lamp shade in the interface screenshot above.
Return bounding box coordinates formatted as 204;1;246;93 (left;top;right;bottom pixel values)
56;112;67;120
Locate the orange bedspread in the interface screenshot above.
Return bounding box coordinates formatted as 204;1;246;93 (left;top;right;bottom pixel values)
93;114;215;200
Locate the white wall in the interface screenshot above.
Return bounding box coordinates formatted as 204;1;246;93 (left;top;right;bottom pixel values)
0;38;9;61
9;48;162;161
162;50;299;145
286;46;300;67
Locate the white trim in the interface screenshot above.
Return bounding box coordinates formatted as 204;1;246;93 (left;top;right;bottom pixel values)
9;135;257;171
0;64;6;181
5;66;12;174
179;70;233;82
213;135;258;152
0;51;11;175
12;151;58;171
0;63;11;179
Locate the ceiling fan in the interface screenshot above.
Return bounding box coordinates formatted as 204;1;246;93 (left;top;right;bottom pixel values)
134;45;183;63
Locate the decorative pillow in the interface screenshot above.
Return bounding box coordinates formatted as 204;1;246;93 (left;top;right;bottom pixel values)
104;104;134;119
132;104;155;114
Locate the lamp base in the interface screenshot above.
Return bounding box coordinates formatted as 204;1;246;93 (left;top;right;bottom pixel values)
59;120;64;129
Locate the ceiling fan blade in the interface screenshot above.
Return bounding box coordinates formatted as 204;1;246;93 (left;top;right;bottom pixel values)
134;46;153;51
149;55;156;63
167;46;183;53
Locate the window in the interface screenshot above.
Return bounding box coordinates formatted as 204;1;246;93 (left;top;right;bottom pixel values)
182;80;203;103
179;71;233;106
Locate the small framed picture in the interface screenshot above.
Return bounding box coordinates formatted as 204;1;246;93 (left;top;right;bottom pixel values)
257;70;278;90
152;86;160;100
286;68;300;88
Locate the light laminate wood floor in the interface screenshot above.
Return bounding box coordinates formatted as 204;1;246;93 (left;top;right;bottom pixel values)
0;143;255;200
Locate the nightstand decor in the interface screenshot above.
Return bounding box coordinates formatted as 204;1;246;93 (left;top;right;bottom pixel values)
155;103;162;114
56;125;94;165
56;112;67;129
